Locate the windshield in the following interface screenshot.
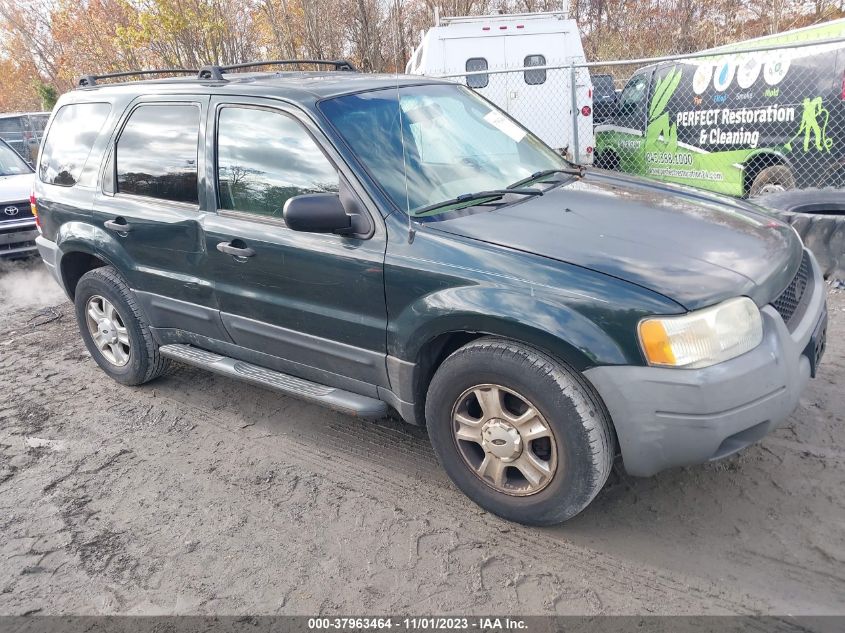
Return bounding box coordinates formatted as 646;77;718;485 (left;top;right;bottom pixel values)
319;84;568;218
0;141;31;176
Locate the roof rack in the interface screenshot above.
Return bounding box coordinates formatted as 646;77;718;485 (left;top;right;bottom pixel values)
77;68;199;87
197;59;357;80
77;59;357;88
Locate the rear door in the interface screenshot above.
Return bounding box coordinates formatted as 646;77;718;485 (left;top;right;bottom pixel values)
202;97;389;391
92;97;222;339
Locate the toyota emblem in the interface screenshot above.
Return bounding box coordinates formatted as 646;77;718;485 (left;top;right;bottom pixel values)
3;206;19;216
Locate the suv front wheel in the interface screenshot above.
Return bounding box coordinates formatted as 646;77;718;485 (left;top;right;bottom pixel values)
74;266;169;386
425;337;614;526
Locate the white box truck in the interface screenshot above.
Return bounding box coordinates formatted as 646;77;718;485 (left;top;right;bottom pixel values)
406;10;595;162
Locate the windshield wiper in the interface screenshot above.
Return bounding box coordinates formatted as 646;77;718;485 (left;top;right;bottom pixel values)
410;188;543;217
507;166;584;189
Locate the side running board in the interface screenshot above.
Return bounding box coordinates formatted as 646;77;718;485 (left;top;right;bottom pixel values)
159;344;388;418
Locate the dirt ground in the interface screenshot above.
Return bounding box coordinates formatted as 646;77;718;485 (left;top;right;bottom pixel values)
0;257;843;616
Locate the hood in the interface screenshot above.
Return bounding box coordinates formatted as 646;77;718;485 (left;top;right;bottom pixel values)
429;172;802;309
0;173;35;204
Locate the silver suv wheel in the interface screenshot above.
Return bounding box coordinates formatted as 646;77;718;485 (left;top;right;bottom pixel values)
85;295;131;367
451;383;558;496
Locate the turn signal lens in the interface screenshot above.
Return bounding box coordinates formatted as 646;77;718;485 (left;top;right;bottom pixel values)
638;297;763;368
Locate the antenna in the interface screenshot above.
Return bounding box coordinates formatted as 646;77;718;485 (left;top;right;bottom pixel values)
392;0;415;243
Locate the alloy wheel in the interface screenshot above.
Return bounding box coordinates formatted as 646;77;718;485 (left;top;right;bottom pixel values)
85;295;131;367
451;384;558;496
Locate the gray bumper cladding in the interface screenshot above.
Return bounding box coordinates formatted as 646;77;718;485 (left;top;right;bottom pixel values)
585;251;828;477
35;235;64;288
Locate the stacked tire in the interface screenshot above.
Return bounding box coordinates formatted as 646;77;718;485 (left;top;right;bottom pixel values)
753;188;845;282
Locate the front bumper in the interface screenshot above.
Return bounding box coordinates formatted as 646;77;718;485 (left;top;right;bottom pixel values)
584;249;828;477
0;218;38;257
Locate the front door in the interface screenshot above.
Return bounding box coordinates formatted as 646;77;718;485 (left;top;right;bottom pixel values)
203;98;389;391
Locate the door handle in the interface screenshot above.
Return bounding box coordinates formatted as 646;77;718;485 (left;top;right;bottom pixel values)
217;241;255;258
104;218;132;233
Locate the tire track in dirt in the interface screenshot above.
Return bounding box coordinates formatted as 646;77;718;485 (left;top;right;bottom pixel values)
1;296;844;615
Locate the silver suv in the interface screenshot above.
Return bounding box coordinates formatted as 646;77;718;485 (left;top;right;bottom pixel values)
0;138;36;257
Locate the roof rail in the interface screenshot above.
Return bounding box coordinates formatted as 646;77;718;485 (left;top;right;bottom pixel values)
197;59;357;80
77;68;199;87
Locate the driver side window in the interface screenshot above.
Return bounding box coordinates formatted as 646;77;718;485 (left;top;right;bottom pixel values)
617;74;649;130
216;106;339;219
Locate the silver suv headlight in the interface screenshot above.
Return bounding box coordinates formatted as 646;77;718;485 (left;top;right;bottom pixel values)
638;297;763;368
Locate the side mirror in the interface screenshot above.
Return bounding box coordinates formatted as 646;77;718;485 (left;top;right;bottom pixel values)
283;193;353;235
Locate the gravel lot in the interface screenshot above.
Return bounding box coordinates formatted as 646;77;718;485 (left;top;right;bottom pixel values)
1;258;843;616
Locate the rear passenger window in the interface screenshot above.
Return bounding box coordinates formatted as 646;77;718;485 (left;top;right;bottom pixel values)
116;104;199;204
466;58;489;89
39;103;111;186
0;117;22;136
524;55;546;85
216;106;338;218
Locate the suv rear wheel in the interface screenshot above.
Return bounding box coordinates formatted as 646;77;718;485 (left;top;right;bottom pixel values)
425;337;614;526
74;266;169;386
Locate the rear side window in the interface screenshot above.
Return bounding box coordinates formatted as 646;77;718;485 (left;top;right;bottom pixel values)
116;104;199;204
0;117;23;136
39;103;111;186
466;58;489;89
524;55;546;85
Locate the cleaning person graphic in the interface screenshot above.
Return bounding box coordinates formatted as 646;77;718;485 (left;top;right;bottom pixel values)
785;96;833;153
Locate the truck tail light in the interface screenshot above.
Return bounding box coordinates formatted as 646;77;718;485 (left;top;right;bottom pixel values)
841;70;845;99
581;105;592;116
30;191;41;231
586;146;594;154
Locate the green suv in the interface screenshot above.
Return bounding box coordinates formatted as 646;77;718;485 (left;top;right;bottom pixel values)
34;62;828;525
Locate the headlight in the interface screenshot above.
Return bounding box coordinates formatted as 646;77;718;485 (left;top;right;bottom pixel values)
638;297;763;368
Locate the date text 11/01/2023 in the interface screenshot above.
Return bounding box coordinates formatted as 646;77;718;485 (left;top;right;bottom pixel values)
307;618;528;630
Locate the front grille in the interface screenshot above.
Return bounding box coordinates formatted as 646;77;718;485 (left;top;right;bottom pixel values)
0;239;36;253
772;251;811;330
0;200;33;221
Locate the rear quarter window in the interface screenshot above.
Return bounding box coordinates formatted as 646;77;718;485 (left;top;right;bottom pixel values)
39;103;111;186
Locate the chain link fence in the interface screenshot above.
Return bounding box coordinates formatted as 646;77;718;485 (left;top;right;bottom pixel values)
437;35;845;200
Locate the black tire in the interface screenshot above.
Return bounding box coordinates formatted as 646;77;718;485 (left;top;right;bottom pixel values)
748;165;795;197
594;150;619;171
753;188;845;280
74;266;170;386
425;337;614;526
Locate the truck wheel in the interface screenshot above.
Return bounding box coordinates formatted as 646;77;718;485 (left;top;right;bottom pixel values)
425;337;614;526
749;165;795;197
594;150;619;170
74;266;170;386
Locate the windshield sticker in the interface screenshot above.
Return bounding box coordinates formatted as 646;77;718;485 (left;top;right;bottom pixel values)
483;111;527;142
